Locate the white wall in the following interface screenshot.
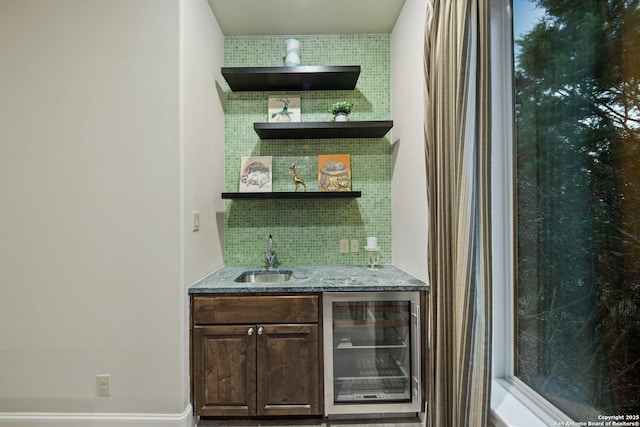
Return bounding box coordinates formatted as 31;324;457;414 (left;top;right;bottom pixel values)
180;0;226;420
181;0;225;290
390;0;429;281
0;0;224;423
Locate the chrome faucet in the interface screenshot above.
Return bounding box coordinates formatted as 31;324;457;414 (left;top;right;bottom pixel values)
264;234;278;269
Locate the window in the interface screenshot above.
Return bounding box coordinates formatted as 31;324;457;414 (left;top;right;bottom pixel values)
514;0;640;420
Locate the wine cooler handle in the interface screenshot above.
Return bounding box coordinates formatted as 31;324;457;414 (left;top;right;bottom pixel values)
248;327;255;336
258;326;264;335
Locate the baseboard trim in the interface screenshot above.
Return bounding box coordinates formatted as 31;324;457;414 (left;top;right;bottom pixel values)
0;404;196;427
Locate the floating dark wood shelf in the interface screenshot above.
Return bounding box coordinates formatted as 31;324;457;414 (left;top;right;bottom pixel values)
222;191;361;200
221;66;361;91
254;121;393;139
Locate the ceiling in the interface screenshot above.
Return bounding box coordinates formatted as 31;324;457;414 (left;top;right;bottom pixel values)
206;0;407;36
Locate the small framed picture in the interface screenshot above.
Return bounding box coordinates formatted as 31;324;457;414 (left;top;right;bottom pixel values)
239;156;272;192
268;95;300;122
318;154;351;192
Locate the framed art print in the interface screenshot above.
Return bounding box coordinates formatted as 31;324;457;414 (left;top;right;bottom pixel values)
318;154;351;192
239;156;272;192
268;95;301;122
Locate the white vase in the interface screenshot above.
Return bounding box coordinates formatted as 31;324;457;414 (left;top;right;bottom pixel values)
334;112;349;122
284;38;300;66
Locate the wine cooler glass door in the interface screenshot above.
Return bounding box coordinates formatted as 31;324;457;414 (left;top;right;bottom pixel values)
323;292;420;415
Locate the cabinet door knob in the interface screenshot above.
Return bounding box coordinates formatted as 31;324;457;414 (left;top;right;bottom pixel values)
257;326;264;335
248;327;255;336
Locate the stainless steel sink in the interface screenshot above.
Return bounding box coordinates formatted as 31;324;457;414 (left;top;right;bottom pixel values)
234;270;293;283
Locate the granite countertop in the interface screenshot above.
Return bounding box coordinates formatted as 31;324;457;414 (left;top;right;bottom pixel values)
189;265;429;294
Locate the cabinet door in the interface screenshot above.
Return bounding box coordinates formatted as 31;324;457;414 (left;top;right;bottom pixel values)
193;325;256;416
257;324;321;416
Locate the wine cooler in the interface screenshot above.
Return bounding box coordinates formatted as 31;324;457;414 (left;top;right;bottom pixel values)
323;292;421;415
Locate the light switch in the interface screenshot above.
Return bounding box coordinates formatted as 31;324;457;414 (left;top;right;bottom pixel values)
339;239;349;253
350;239;359;252
192;211;200;232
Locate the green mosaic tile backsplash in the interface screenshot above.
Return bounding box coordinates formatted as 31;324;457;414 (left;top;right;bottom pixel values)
223;34;392;266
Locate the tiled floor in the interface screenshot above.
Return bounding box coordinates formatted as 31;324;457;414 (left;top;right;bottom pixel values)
198;416;424;427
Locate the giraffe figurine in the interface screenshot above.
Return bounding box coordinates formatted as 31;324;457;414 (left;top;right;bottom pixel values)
290;163;307;192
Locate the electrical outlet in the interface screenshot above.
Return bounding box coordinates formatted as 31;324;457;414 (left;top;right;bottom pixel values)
350;239;359;252
192;211;200;232
96;374;110;397
339;239;349;253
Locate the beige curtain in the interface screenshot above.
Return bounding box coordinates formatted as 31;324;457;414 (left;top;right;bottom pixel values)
423;0;492;426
